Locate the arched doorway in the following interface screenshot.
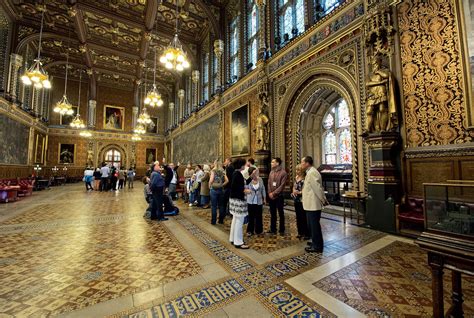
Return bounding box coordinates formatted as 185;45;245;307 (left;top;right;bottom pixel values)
275;64;364;191
98;144;127;169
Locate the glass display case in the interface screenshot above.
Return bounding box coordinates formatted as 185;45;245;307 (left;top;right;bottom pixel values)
424;183;474;237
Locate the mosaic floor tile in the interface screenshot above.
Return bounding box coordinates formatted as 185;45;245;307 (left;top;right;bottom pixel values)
314;241;474;317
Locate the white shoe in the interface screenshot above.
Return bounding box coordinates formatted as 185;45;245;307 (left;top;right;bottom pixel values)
189;203;193;207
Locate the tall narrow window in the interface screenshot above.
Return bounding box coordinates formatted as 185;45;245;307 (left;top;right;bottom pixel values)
277;0;305;46
229;16;240;83
212;54;218;94
247;0;259;71
202;53;209;101
321;99;352;164
315;0;342;23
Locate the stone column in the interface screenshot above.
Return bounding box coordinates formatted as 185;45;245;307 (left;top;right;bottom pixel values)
178;89;185;122
7;53;23;101
192;70;199;110
256;0;267;60
213;40;224;93
132;106;139;128
88;100;96;127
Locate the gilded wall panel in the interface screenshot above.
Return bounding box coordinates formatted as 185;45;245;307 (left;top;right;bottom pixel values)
398;0;474;147
173;115;220;164
0;114;29;165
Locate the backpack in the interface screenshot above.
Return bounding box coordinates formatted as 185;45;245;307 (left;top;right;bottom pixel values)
211;171;224;189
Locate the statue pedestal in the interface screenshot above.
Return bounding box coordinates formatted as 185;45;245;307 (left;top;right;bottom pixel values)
255;150;271;186
364;132;401;233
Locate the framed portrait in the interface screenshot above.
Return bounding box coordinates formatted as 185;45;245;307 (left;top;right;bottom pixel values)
60;106;78;126
231;104;249;156
58;143;76;164
459;0;474;128
34;134;45;164
145;148;157;164
103;105;125;130
146;117;158;134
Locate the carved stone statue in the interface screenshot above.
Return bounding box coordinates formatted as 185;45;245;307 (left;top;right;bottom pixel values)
255;112;270;151
366;57;398;133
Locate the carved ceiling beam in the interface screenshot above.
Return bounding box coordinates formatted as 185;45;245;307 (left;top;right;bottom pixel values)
69;6;94;70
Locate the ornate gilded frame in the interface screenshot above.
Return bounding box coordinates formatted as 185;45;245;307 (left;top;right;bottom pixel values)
456;0;474;129
34;134;45;164
103;105;125;131
58;143;76;165
230;103;250;157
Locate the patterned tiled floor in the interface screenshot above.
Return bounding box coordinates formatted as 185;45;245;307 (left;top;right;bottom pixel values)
2;184;470;318
314;241;474;317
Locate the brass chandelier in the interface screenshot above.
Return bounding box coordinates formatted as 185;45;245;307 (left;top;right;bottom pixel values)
137;107;152;125
21;9;51;89
159;1;190;72
53;50;74;116
144;47;164;107
133;123;146;134
70;70;86;129
131;134;142;141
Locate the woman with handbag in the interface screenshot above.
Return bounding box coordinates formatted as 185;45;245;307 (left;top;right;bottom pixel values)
229;158;251;249
245;167;266;236
292;164;310;240
209;161;229;225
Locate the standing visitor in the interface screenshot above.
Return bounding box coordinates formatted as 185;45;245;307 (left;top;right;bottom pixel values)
83;167;94;191
93;168;101;190
301;156;328;253
142;176;152;219
127;167;135;189
193;165;204;206
166;162;180;200
150;162;167;221
223;158;234;216
183;163;194;203
118;169;125;189
209;161;228;225
200;164;211;208
100;163;110;192
267;157;288;234
291;164;310;240
245;167;266;236
242;158;256;183
229;158;250;249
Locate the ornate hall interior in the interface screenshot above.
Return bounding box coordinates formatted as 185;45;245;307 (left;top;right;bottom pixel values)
0;0;474;317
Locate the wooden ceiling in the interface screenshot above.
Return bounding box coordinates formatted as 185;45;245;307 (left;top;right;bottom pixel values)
2;0;224;90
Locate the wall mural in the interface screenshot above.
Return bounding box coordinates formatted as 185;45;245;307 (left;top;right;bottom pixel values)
0;114;29;165
173;115;219;164
231;104;249;156
103;105;125;130
398;0;473;147
461;0;474;127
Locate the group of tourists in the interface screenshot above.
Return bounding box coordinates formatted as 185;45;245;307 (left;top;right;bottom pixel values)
146;155;327;253
83;163;135;192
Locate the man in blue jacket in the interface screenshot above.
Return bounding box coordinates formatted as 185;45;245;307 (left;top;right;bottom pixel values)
149;162;167;221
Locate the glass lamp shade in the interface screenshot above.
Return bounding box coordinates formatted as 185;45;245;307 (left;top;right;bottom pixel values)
159;34;191;72
137;109;152;125
53;95;74;115
144;85;163;107
70;114;86;129
133;123;146;134
22;59;51;89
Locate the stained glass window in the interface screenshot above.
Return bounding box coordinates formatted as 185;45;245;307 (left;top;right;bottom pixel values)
247;0;259;71
321;98;352;164
277;0;305;47
229;17;240;81
339;129;352;163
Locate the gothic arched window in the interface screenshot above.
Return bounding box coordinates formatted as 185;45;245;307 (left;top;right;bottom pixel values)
229;16;240;83
247;0;259;71
322;99;352;164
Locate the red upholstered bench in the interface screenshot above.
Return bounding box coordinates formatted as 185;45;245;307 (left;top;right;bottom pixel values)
395;196;425;234
17;179;34;196
0;180;20;203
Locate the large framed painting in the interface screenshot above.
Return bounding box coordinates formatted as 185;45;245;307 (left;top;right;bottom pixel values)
146;117;158;134
34;134;46;164
58;143;76;164
60;106;78;126
103;105;125;130
231;104;249;156
146;148;157;164
460;0;474;127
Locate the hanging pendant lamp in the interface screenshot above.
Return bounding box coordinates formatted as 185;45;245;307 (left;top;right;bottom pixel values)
21;9;51;89
53;48;74;116
70;70;86;129
144;46;164;107
159;1;190;72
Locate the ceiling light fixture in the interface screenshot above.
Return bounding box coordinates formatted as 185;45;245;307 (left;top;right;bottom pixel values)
70;70;86;129
159;0;190;72
21;8;51;89
53;34;74;116
144;47;164;107
133;123;146;134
